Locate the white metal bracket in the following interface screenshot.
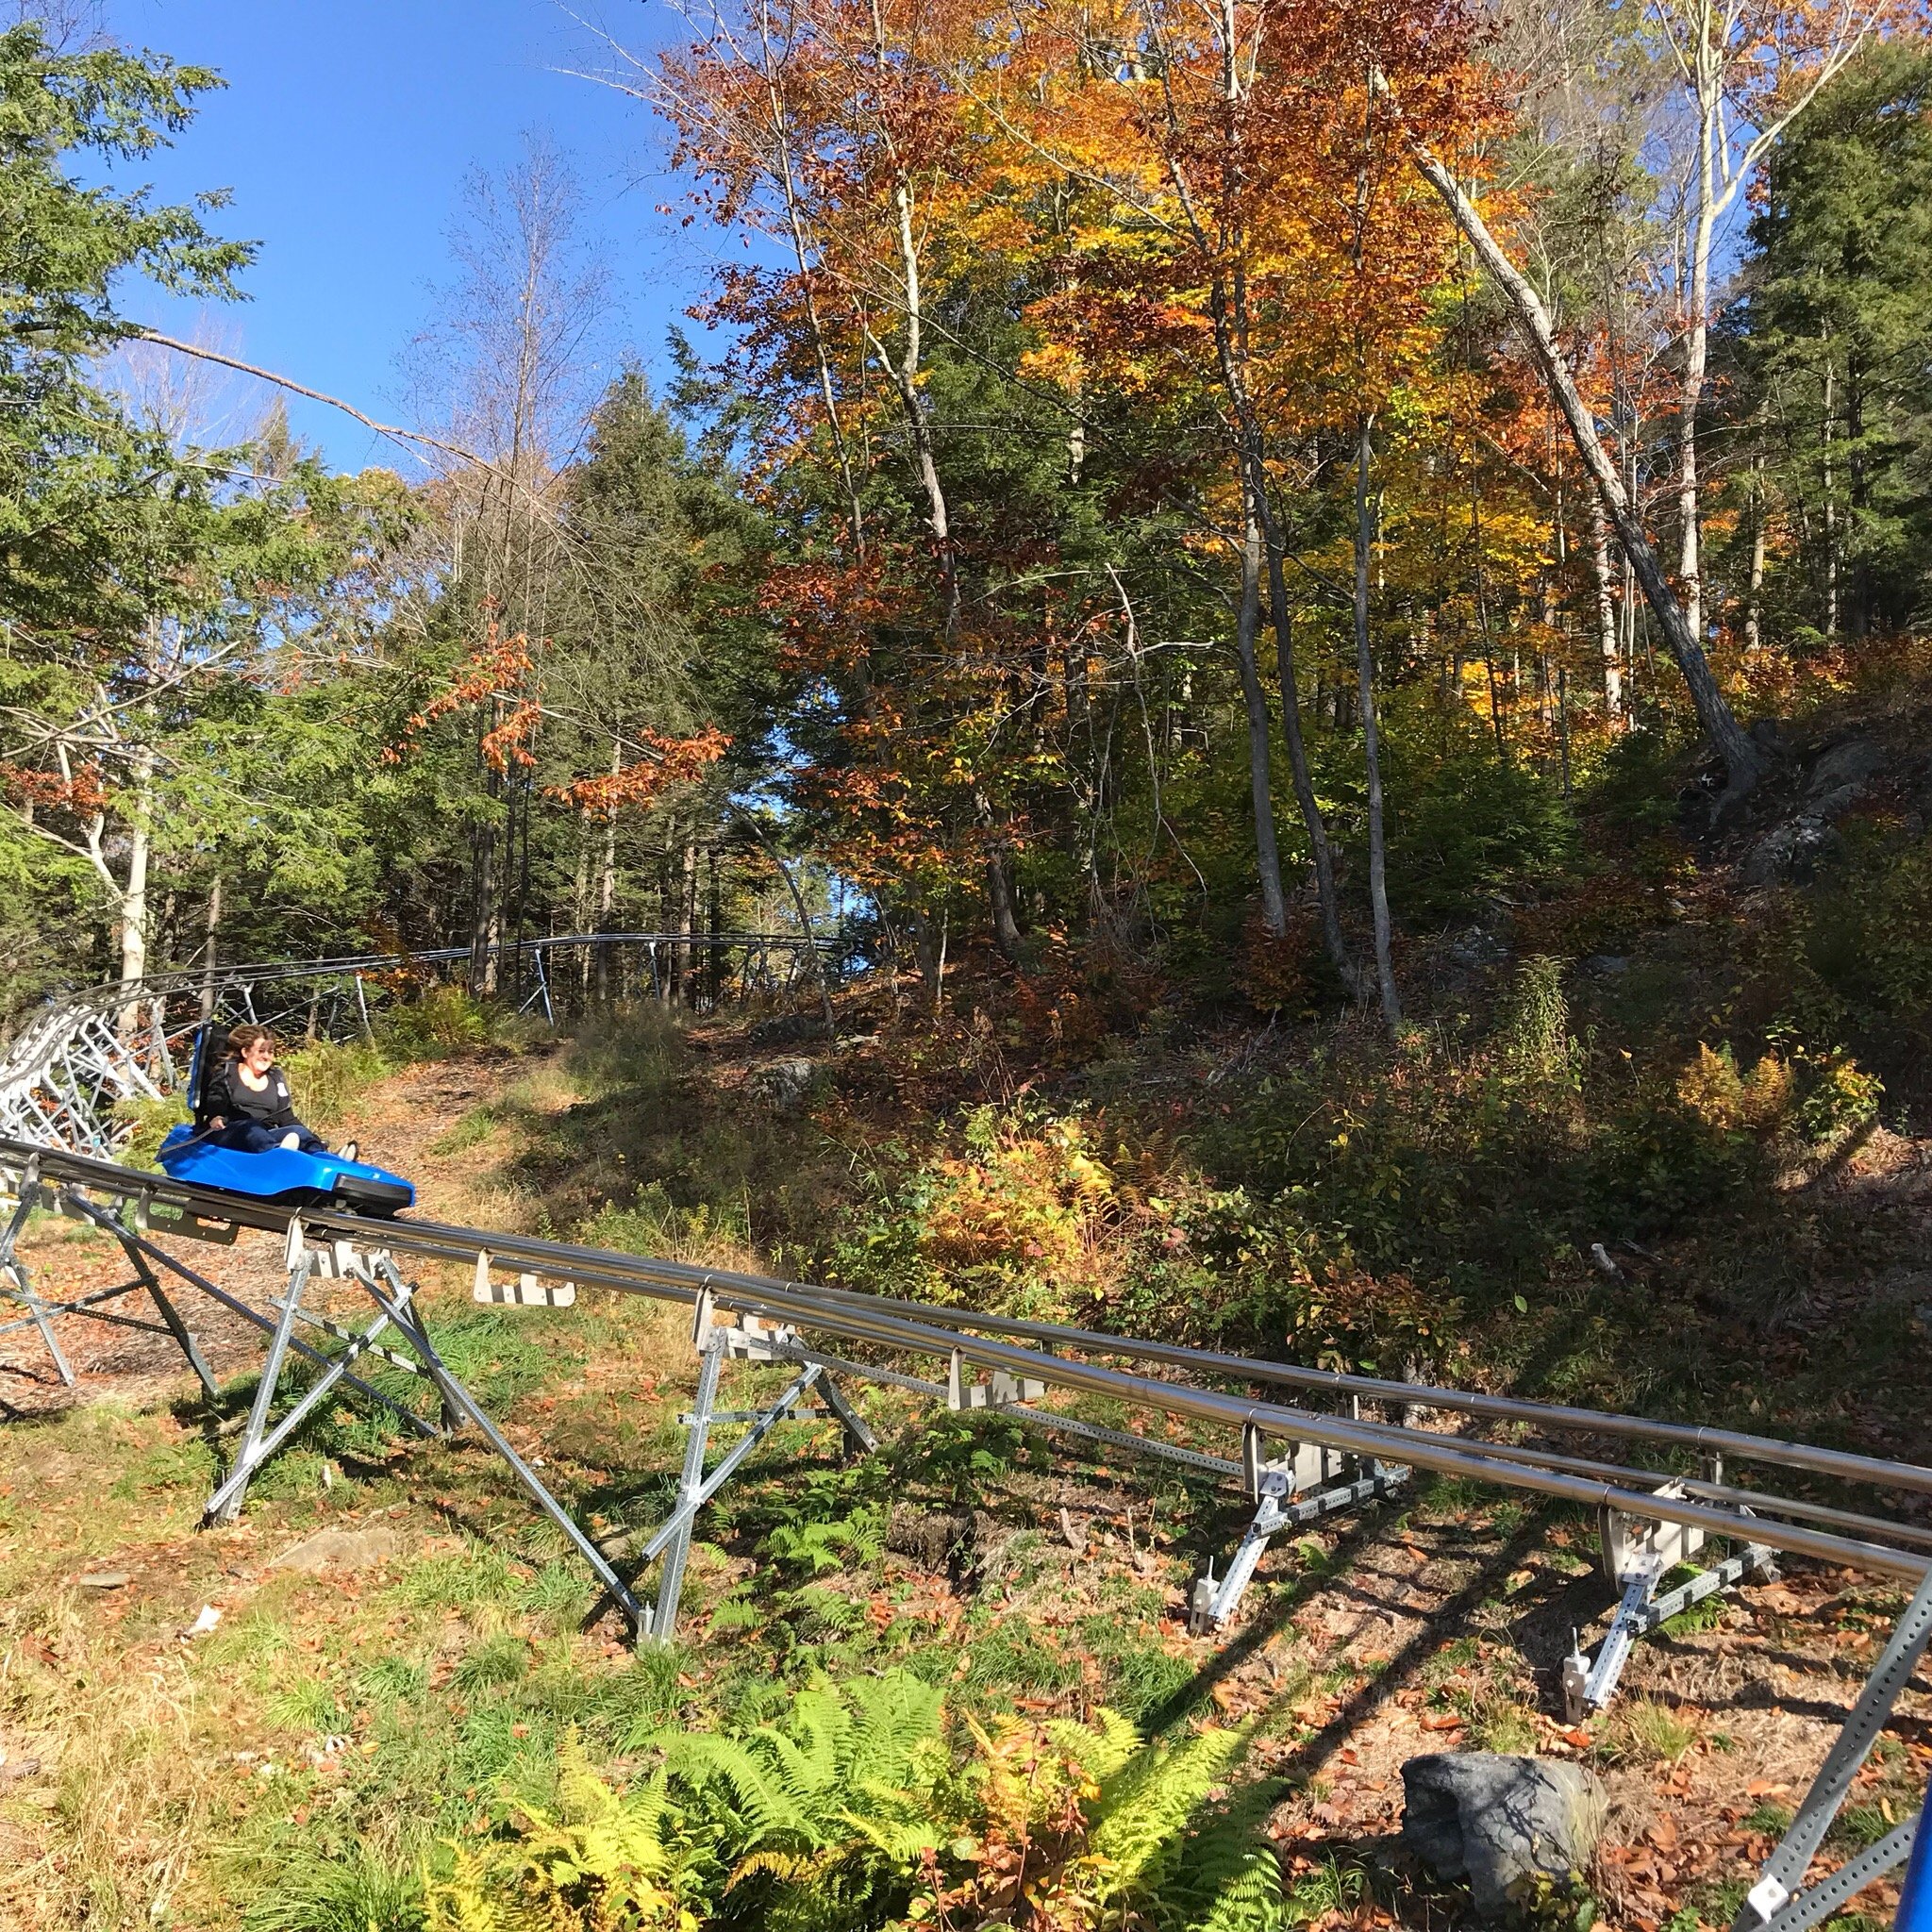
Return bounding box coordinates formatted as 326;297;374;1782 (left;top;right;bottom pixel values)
945;1346;1045;1411
1563;1482;1775;1720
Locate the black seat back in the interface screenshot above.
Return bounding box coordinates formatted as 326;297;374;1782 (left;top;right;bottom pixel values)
186;1024;221;1125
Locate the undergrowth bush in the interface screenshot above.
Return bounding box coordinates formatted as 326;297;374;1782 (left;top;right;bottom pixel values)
816;1102;1228;1325
563;1004;687;1101
1190;961;1778;1358
114;1090;189;1166
416;1674;1282;1932
381;983;491;1060
1782;828;1932;1043
817;951;1790;1370
1352;695;1578;925
283;1038;391;1127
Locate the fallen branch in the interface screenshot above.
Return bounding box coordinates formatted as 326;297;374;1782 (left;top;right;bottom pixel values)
131;330;486;470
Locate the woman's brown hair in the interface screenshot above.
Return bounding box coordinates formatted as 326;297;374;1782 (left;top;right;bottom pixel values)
225;1023;275;1061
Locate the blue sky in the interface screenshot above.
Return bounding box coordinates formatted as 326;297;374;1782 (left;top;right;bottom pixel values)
99;0;720;472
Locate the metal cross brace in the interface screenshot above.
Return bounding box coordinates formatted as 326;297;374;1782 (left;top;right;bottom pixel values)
645;1334;827;1644
351;1249;650;1635
204;1251;408;1524
1730;1565;1932;1932
514;950;556;1025
1190;1432;1410;1635
1564;1484;1777;1720
0;1170;221;1397
632;1297;886;1644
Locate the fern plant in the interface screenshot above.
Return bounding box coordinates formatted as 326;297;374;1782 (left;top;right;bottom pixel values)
660;1670;949;1932
416;1676;1284;1932
761;1505;885;1578
925;1708;1284;1932
424;1730;691;1932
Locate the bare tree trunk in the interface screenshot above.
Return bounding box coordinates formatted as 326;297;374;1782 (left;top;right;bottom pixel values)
1264;534;1357;990
976;790;1027;963
1678;102;1718;647
1469;467;1508;759
676;839;697;1007
708;846;722;1008
470;719;500;996
116;742;156;1037
910;905;947;1017
573;812;592;994
1234;502;1289;936
1353;418;1399;1029
1590;493;1623;718
862;0;958;639
1385;95;1762;795
1745;447;1767;655
1821;355;1840;643
198;873;222;1024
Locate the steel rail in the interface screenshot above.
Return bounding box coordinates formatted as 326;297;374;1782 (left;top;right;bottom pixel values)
18;931;854;1023
222;1198;1932;1508
4;1136;1927;1584
733;1278;1932;1503
5;1128;1922;1524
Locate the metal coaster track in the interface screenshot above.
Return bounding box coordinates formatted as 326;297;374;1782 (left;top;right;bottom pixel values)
0;932;855;1154
0;947;1927;1930
3;1134;1927;1590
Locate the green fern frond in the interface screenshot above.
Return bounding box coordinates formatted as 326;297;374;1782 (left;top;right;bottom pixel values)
1089;1724;1246;1903
1048;1706;1143;1787
1191;1847;1287;1932
835;1787;944;1862
667;1731;818;1841
1170;1776;1290;1932
845;1671;945;1781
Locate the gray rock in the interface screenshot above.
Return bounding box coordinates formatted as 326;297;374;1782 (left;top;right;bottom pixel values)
1581;955;1629;975
1740;815;1840;888
1808;738;1885;796
746;1057;819;1108
1449;925;1509;969
1809;782;1870;823
1402;1752;1606;1916
748;1013;828;1048
75;1570;130;1590
267;1526;403;1574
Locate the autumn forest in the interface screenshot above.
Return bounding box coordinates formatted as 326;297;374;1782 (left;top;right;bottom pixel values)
6;0;1932;1924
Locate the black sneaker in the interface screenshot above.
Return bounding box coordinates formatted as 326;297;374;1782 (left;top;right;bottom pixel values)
339;1140;359;1162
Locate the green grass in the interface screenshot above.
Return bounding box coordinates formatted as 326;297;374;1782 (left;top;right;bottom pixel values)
266;1675;345;1735
429;1103;505;1155
238;1846;426;1932
1622;1698;1700;1764
450;1633;530;1692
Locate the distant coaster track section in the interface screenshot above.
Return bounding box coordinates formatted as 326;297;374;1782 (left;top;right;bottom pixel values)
0;931;855;1156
